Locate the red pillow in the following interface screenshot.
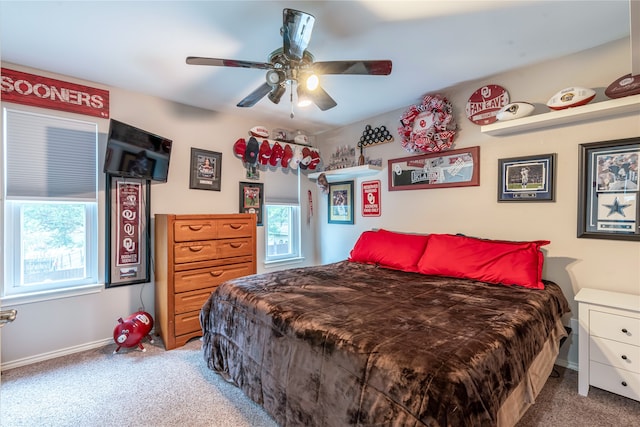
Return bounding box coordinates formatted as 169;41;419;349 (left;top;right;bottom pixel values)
349;229;430;272
416;234;549;289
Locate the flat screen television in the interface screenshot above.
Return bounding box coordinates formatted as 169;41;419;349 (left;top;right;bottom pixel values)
103;119;172;182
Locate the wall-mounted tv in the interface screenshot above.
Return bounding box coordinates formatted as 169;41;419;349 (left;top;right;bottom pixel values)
103;119;172;182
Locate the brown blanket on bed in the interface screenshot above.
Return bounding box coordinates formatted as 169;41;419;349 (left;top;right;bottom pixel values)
201;261;570;427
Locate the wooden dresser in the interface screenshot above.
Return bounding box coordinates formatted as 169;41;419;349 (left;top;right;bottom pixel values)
154;213;256;350
576;288;640;401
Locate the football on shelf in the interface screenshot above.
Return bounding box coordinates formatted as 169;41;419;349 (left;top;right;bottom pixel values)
496;102;535;121
605;74;640;99
249;126;270;138
546;87;596;110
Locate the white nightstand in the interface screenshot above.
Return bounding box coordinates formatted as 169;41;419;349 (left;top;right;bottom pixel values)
575;288;640;401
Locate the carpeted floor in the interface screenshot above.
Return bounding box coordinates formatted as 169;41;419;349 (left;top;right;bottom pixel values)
1;338;639;427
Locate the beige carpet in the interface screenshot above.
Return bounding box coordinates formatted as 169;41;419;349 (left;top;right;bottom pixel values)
1;338;639;427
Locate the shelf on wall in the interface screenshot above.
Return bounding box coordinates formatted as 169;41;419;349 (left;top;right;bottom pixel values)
481;94;640;136
307;164;383;182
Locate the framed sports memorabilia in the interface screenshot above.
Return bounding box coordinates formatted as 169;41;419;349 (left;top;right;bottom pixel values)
498;153;556;202
239;181;263;226
105;176;150;287
190;148;222;191
388;146;480;191
328;181;354;224
578;137;639;240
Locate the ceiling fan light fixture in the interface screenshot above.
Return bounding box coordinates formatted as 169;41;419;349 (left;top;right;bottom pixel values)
268;84;286;104
266;69;284;86
305;73;319;91
297;84;312;107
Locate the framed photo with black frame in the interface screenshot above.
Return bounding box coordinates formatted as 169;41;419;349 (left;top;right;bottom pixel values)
578;137;639;241
328;181;354;224
239;181;264;226
190;147;222;191
105;175;151;287
498;153;556;202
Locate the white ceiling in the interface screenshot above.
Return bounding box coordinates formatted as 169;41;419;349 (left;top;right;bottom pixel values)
0;1;634;135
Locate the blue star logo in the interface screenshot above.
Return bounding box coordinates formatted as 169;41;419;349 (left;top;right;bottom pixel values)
603;197;632;217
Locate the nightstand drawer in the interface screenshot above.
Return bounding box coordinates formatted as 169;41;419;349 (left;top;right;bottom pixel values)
590;336;640;373
174;262;254;293
590;361;640;401
590;310;640;346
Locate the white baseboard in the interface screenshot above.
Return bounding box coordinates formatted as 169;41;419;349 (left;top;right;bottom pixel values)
1;338;113;371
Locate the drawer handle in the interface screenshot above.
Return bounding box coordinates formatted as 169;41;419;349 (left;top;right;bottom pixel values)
230;243;242;248
188;246;204;252
621;355;628;360
622;381;628;387
622;328;628;334
209;270;224;277
229;224;243;230
188;225;204;231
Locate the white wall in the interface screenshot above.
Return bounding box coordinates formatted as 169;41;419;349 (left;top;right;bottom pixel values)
313;38;640;369
0;63;317;368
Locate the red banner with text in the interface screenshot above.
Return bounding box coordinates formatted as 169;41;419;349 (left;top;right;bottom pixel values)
1;67;109;118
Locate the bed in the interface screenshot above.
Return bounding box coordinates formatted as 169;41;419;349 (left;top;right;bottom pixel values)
200;231;571;426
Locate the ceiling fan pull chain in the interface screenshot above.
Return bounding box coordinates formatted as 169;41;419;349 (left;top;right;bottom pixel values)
290;89;295;118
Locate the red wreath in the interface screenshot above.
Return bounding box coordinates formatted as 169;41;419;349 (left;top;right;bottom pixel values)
397;94;457;153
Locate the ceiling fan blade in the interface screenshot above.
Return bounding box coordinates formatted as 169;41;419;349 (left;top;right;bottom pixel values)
309;86;337;111
282;8;315;61
237;82;272;108
312;60;392;76
186;56;272;70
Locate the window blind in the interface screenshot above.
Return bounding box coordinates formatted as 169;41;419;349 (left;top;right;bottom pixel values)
264;167;300;205
5;108;97;200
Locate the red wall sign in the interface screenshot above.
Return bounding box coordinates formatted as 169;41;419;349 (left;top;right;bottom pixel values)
1;67;110;118
362;180;381;217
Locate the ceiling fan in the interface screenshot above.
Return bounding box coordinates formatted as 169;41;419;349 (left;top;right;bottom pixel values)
186;8;392;112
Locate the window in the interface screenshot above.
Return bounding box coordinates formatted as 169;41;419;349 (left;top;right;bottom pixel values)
265;204;300;262
264;167;301;263
3;108;98;298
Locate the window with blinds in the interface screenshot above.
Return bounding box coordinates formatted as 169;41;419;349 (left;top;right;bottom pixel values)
3;108;99;297
264;167;301;263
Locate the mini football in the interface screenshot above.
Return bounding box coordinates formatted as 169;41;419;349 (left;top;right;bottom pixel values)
546;87;596;110
605;74;640;99
496;102;535;121
249;126;270;138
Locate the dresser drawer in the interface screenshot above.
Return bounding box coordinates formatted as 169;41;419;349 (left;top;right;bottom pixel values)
174;238;252;264
174;262;254;293
590;310;640;346
174;219;218;242
174;288;214;314
217;217;253;239
590;361;640;401
175;310;202;336
590;336;640;373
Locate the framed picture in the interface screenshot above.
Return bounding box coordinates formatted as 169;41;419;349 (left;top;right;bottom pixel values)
498;153;556;202
239;181;263;226
105;176;150;288
388;146;480;191
190;147;222;191
578;137;639;240
328;181;354;224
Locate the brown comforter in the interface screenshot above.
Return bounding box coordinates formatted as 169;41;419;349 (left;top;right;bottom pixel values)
200;261;570;426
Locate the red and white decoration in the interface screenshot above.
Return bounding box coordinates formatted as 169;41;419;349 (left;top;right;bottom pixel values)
1;67;110;118
398;94;457;153
116;181;141;269
361;180;381;217
465;84;509;125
